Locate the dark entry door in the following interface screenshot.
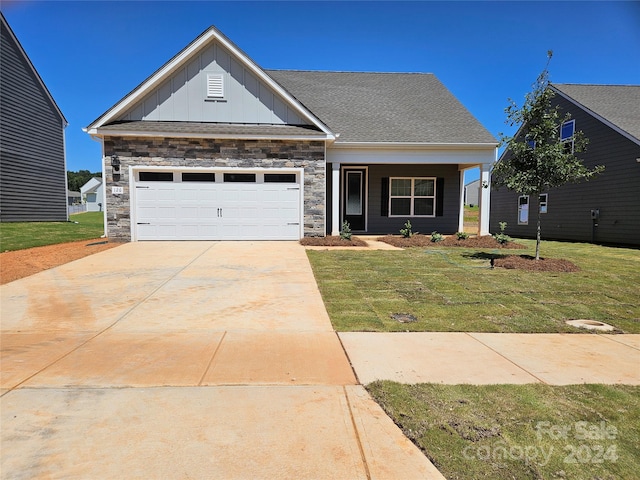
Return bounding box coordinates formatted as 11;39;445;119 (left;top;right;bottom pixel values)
343;168;366;231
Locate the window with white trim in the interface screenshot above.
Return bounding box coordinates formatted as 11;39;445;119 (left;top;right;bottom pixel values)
560;119;575;153
518;195;529;225
206;74;224;98
539;193;548;214
389;177;436;217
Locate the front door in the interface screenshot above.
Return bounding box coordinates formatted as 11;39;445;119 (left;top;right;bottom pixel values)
343;168;366;231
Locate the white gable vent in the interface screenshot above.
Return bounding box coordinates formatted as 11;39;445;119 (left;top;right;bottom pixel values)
207;74;224;98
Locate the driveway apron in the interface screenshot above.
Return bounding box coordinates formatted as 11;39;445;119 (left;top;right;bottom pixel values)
1;241;442;479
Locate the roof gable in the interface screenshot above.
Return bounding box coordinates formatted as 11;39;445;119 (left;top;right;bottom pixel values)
267;70;497;145
86;26;331;136
551;84;640;144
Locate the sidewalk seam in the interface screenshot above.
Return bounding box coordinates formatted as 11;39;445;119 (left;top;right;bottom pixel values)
343;386;372;480
465;333;548;384
198;331;227;385
599;334;640;351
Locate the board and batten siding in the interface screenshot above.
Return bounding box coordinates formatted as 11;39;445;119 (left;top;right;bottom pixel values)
119;40;306;125
490;94;640;246
367;164;461;235
0;17;67;222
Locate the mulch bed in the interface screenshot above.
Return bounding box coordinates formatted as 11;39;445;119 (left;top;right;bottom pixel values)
493;255;580;272
299;236;369;247
378;235;526;249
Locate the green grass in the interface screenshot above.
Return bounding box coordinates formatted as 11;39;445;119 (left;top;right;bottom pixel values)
306;239;640;333
0;212;105;252
367;382;640;480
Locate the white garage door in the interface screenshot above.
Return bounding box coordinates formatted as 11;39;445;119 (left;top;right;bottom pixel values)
133;170;302;240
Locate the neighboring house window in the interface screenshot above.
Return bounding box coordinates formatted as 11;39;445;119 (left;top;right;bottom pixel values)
518;195;529;225
560;119;575;153
539;193;548;214
207;74;224;98
87;193;97;203
389;177;436;217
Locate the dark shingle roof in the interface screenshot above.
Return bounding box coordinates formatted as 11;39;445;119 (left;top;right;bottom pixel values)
98;121;326;138
266;70;496;145
551;84;640;141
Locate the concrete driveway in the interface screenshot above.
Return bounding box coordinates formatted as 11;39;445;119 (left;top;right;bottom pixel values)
1;242;443;479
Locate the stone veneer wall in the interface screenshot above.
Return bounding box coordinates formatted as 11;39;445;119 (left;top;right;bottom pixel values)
103;136;326;240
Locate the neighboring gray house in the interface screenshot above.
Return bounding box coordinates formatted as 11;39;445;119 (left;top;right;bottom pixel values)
80;177;104;212
464;179;480;206
0;13;68;222
490;84;640;246
85;25;496;241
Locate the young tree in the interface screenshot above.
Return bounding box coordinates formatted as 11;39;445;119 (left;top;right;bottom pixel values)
493;51;603;260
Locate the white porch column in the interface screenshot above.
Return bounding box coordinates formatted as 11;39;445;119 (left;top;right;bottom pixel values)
478;163;491;236
331;162;340;236
458;169;466;233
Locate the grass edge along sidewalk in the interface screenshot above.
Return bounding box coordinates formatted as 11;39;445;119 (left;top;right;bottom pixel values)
367;382;639;480
306;239;640;334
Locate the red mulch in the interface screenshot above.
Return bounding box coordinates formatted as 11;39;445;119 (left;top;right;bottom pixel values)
299;236;369;247
378;235;526;249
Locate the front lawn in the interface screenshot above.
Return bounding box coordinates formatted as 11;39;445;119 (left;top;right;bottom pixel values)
0;212;105;252
306;239;640;333
367;382;640;480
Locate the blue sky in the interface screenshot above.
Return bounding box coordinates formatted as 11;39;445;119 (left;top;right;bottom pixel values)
3;1;639;183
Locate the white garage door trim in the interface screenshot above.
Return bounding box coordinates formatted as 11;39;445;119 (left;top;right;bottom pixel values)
129;166;304;241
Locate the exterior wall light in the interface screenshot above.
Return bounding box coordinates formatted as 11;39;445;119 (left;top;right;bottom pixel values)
111;155;121;172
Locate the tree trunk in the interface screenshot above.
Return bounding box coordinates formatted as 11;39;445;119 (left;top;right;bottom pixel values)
535;194;542;260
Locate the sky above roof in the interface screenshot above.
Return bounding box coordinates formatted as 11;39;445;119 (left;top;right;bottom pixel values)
3;0;639;184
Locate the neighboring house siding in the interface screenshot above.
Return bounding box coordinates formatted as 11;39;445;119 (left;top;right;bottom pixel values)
367;164;460;235
102;136;325;240
490;95;640;246
0;18;67;222
120;41;306;125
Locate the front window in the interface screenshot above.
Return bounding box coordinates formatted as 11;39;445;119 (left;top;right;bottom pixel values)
389;177;435;217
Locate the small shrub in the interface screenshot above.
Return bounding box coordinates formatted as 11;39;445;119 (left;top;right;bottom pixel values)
399;220;415;238
430;231;444;242
340;221;352;240
493;221;512;245
455;231;469;240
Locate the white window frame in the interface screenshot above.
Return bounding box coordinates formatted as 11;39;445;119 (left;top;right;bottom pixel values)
206;73;224;99
518;195;529;225
539;193;548;214
561;119;575;153
389;177;436;217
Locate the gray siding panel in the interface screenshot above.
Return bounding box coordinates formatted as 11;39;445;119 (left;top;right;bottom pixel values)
0;18;67;222
366;164;460;234
120;40;305;126
490;95;640;246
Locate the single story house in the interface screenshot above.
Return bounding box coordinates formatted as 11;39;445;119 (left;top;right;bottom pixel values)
490;83;640;246
80;177;104;212
0;13;68;222
85;25;497;241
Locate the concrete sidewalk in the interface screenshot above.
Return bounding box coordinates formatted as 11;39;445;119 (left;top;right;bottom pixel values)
340;332;640;385
1;242;443;479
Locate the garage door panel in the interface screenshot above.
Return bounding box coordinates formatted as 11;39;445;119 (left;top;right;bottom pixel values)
134;172;301;240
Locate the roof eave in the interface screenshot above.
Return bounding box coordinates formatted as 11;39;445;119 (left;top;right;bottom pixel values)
91;127;332;142
550;84;640;147
332;141;498;150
